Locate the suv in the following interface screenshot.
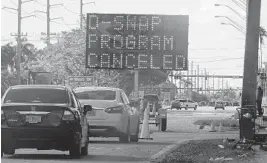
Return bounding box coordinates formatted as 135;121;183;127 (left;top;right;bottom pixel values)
1;85;91;158
215;101;225;110
178;99;198;110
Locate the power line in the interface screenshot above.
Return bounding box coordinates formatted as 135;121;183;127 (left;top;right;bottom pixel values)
62;5;79;15
34;0;45;6
194;57;244;63
2;9;17;14
10;0;17;6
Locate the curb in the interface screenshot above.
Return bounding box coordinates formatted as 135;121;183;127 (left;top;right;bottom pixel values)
150;139;192;163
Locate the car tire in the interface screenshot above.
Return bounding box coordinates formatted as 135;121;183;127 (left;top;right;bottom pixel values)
130;122;139;142
215;108;217;110
194;106;197;110
81;142;88;156
119;120;130;143
69;132;81;159
161;118;167;131
3;145;15;155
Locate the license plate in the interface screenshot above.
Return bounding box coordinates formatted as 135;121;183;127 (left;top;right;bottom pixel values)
88;111;96;116
26;115;42;123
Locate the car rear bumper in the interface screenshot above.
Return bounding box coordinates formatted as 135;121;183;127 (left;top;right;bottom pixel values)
171;104;180;108
88;120;123;137
1;126;77;150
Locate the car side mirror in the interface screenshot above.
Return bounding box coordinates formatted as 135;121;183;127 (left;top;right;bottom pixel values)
83;105;92;115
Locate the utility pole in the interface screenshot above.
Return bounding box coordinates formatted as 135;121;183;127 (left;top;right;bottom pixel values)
218;77;220;90
17;0;22;84
241;0;261;108
207;72;210;96
204;68;207;95
201;70;204;94
47;0;50;45
194;70;197;92
197;65;200;92
213;74;215;95
7;0;34;84
80;0;83;29
36;0;62;46
191;61;194;91
222;77;224;91
80;1;95;30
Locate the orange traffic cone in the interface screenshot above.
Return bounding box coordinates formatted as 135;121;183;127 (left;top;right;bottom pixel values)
209;121;216;132
139;103;153;140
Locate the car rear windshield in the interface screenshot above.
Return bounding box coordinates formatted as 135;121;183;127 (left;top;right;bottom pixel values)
217;102;223;104
179;100;187;102
4;88;68;103
75;90;116;100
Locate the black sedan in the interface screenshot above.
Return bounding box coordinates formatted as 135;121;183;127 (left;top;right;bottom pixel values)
1;85;91;158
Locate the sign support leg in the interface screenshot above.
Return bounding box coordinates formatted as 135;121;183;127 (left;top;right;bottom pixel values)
134;70;139;100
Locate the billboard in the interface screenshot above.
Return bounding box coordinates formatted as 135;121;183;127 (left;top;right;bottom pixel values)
68;76;97;88
86;13;189;70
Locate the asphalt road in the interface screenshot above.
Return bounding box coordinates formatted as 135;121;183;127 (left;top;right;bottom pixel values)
1;106;239;163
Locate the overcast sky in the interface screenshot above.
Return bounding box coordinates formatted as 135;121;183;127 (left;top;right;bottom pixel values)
1;0;267;89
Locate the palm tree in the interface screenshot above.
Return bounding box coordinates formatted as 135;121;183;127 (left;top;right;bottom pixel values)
259;26;267;69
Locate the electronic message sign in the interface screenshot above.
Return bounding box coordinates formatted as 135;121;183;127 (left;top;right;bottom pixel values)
86;13;189;70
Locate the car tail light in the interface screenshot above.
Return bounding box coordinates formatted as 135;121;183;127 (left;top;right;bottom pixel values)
105;106;124;114
1;110;5;122
62;110;75;121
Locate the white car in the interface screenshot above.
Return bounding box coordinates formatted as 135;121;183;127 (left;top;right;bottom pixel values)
74;87;140;142
177;99;198;110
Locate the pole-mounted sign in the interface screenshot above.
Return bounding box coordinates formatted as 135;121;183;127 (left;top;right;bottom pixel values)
86;13;189;70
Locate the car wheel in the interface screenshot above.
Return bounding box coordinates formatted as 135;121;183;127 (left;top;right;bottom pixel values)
161;118;167;131
119;120;130;143
130;122;140;142
194;106;197;110
3;145;15;155
69;132;81;159
185;106;188;110
81;141;88;156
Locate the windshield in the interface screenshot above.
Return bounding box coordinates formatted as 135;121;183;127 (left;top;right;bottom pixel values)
3;88;68;103
75;90;116;100
179;100;187;102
